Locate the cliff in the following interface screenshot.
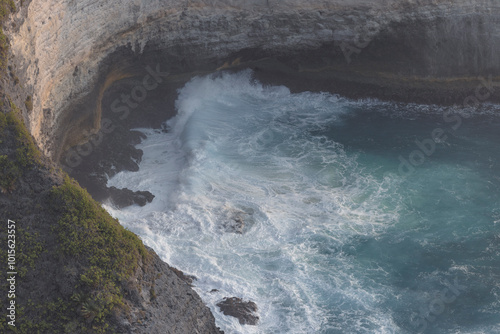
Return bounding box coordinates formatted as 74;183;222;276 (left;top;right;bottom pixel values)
5;0;500;161
0;0;499;332
1;2;222;333
0;97;222;332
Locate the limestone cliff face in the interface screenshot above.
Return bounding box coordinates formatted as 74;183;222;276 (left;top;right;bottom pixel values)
6;0;500;160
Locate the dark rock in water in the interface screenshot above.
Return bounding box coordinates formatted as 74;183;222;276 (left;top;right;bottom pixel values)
210;289;219;293
217;297;259;325
222;215;245;234
132;190;155;206
108;186;155;208
61;116;157;210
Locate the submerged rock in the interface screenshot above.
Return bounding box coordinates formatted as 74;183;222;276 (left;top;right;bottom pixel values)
221;207;256;234
217;297;259;325
108;186;155;208
222;214;246;234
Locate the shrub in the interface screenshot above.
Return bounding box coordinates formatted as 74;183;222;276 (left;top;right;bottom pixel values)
49;176;150;330
0;0;16;72
25;95;33;112
0;107;41;192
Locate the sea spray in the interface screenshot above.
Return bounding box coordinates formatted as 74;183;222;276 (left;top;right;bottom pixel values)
105;70;500;334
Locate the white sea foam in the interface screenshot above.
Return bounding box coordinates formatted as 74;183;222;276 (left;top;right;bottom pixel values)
104;70;500;333
104;71;403;333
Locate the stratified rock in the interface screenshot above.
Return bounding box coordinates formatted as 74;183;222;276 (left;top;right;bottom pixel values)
217;297;259;325
8;0;500;161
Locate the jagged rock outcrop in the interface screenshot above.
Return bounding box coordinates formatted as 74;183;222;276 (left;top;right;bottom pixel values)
5;0;500;162
124;248;222;334
217;297;259;325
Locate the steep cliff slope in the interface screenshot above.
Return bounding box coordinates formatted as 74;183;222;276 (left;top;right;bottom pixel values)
0;80;223;334
0;2;223;333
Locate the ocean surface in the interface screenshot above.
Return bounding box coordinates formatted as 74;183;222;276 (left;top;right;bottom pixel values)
104;70;500;334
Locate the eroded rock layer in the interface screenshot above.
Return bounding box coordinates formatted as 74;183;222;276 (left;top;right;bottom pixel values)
6;0;500;160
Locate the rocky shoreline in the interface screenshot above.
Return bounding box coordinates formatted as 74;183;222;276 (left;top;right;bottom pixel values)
2;0;500;332
64;52;499;210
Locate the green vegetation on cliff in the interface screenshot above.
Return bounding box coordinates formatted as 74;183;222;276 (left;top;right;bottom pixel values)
0;102;151;333
0;109;152;333
0;0;15;19
46;176;150;332
0;78;151;334
0;0;15;70
52;176;149;326
0;103;41;192
24;96;33;112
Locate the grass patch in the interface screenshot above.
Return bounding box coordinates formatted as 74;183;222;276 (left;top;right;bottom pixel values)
49;176;150;332
16;227;44;278
0;0;15;72
24;95;33;112
0;104;41;192
0;0;15;22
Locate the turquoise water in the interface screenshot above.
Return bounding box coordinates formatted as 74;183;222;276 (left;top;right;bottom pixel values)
105;70;500;333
